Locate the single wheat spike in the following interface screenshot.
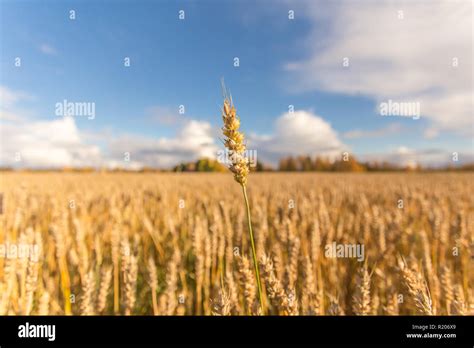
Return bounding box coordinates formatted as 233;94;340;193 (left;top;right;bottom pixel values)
237;255;257;314
310;220;321;264
211;287;231;316
286;232;300;289
97;266;113;313
147;256;159;315
260;254;285;309
260;254;298;315
451;284;467;315
225;268;241;315
352;265;371;315
302;255;320;315
384;292;399;315
399;259;433;315
272;244;284;281
327;294;345;315
165;250;179;315
38;291;50;315
440;265;454;314
24;258;39;315
80;271;95;315
124;255;138;315
221;87;249;186
221;80;264;313
420;230;432;273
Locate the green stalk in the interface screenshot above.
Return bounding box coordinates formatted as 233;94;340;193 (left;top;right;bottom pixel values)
241;184;264;313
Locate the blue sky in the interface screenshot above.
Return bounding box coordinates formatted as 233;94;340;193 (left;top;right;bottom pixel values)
0;0;472;168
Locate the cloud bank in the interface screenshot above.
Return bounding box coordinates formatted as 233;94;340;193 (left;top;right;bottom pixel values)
249;110;347;165
1;85;346;168
286;0;473;136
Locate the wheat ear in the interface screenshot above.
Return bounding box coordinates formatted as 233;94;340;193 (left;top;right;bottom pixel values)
352;265;371;315
221;81;264;313
147;256;159;315
399;258;433;315
260;254;298;315
211;286;232;316
80;271;95;315
237;255;257;314
97;265;113;313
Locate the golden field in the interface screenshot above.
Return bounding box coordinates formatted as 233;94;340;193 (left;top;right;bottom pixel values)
0;172;473;315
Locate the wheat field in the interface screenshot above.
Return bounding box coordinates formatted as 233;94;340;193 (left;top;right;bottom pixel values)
0;172;472;315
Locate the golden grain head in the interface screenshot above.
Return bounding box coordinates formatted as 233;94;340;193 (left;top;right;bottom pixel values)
221;97;249;185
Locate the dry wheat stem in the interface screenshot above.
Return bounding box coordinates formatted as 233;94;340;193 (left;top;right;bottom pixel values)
221;81;264;313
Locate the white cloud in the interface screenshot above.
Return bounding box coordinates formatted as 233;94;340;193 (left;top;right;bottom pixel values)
248;110;347;165
1;116;219;169
0;85;219;169
39;43;57;55
0;86;101;168
286;0;473;136
1;117;102;168
106;120;219;168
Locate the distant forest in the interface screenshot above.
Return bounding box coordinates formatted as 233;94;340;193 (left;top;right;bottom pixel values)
1;155;472;173
167;155;473;172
